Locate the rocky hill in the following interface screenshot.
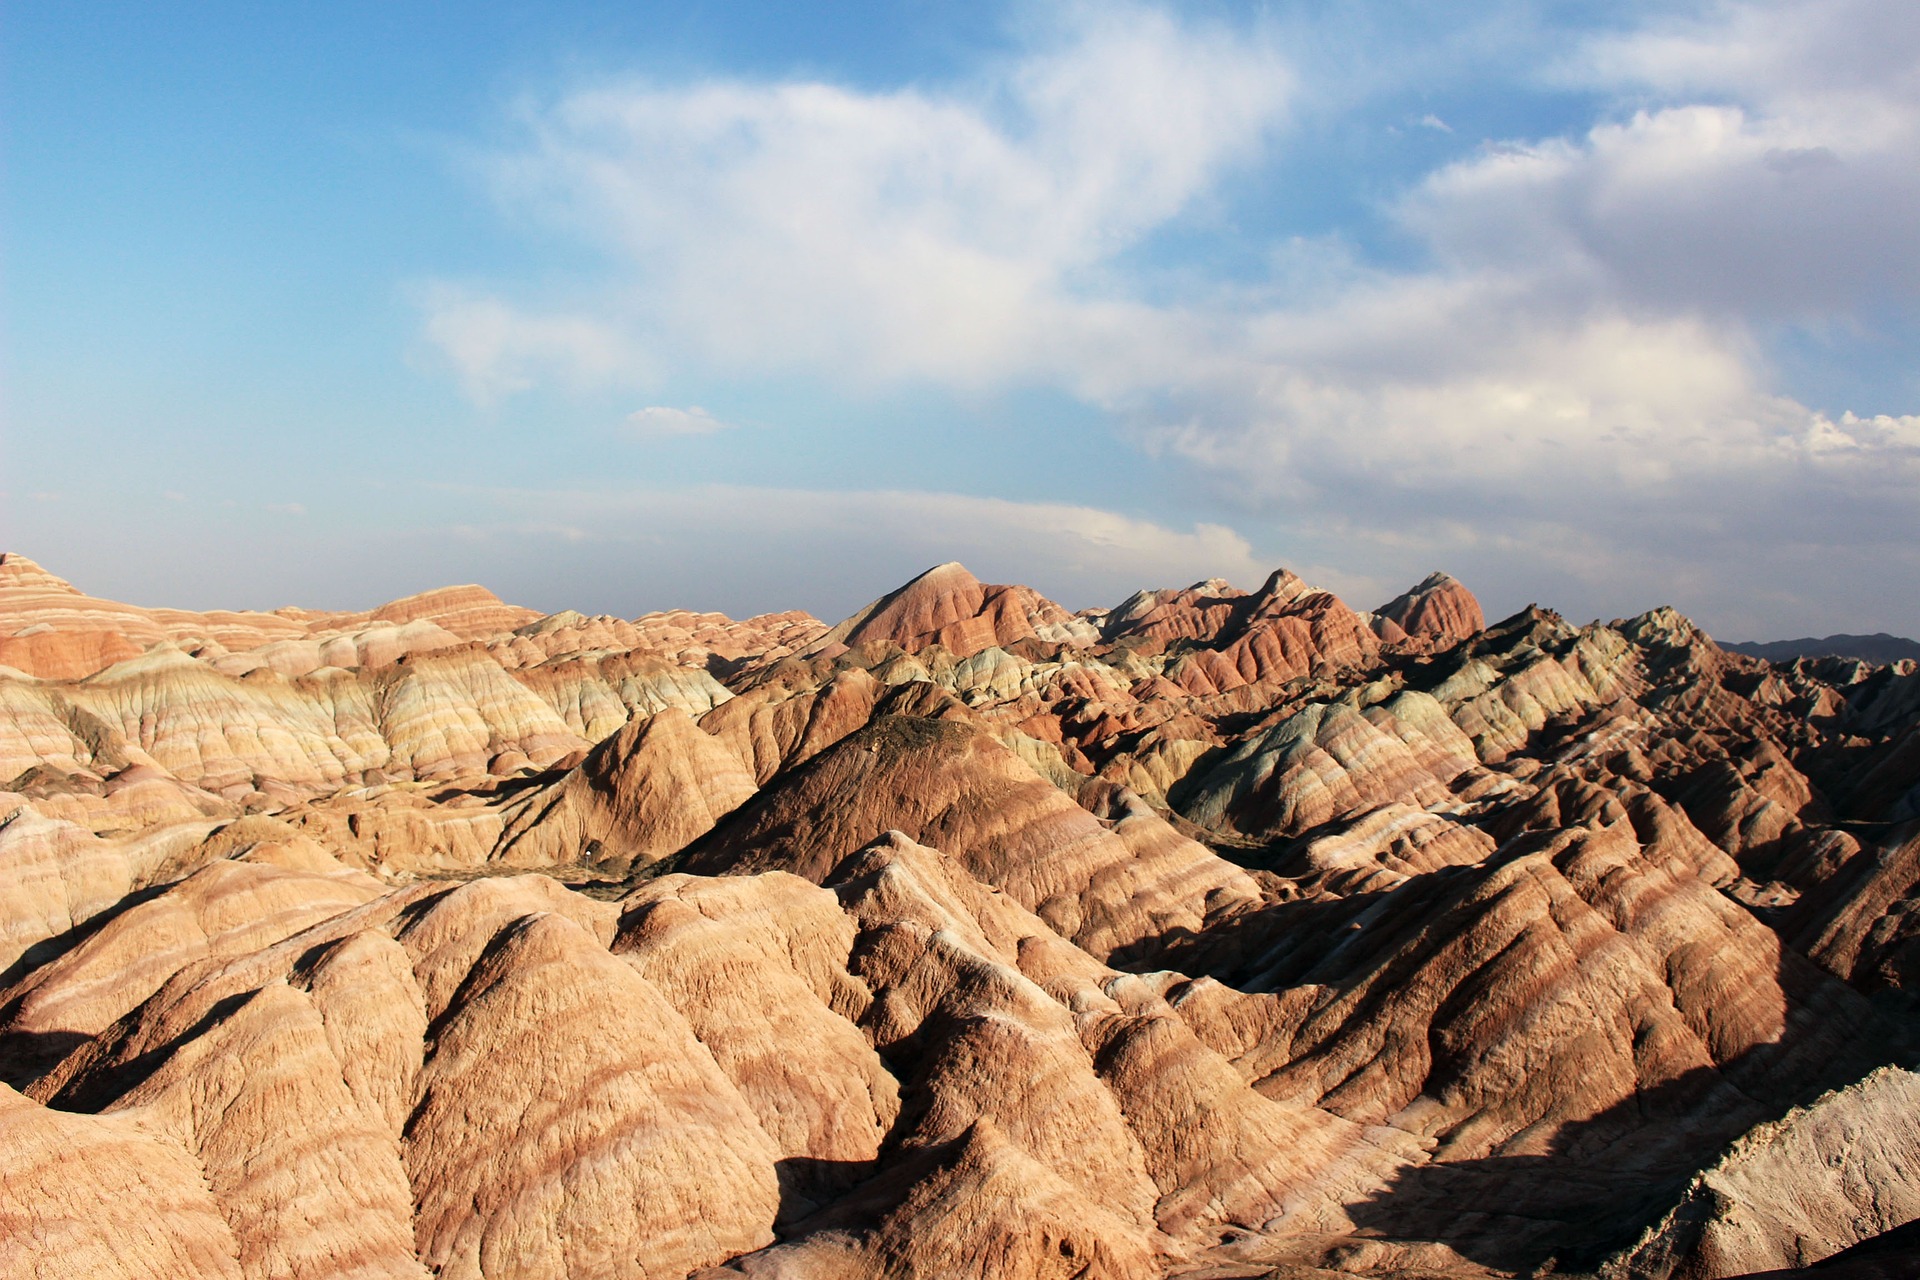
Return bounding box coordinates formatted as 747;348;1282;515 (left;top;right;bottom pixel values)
2;551;1917;1280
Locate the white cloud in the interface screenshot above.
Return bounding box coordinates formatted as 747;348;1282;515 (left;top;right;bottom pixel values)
417;285;641;406
1402;102;1920;319
625;405;730;437
417;0;1920;635
1124;0;1920;632
423;2;1288;393
834;490;1268;591
1573;0;1920;120
438;483;1274;617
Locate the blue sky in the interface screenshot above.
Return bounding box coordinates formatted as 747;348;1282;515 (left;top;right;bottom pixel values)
4;1;1917;639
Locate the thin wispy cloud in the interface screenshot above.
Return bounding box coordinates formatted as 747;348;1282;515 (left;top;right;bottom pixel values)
417;284;641;406
439;483;1277;617
625;405;731;437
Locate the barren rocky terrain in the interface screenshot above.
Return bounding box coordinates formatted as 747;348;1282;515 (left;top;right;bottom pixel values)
2;549;1916;1279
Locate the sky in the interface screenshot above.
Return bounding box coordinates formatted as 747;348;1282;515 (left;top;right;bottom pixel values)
2;0;1917;640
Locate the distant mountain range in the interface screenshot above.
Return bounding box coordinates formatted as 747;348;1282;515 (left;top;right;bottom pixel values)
1721;632;1920;664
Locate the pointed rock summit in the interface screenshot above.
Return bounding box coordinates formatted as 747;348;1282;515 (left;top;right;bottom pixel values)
0;553;79;594
809;561;1093;659
1375;570;1486;644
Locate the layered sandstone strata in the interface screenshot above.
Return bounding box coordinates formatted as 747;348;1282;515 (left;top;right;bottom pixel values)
3;553;1918;1280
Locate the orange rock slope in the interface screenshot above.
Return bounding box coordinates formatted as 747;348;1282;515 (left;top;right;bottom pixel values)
2;552;1919;1280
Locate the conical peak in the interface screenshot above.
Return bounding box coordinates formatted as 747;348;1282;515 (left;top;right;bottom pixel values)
1253;567;1315;605
817;561;1023;659
869;560;987;616
1619;605;1703;650
0;553;79;594
1376;570;1485;643
906;561;981;590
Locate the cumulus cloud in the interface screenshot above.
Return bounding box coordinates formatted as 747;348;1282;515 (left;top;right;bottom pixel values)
418;0;1920;635
1128;0;1920;631
1403;104;1920;319
1543;1;1920;322
1574;0;1920;111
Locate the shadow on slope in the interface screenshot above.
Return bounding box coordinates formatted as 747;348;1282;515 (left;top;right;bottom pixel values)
0;880;176;1088
1115;832;1913;1274
1730;1220;1920;1279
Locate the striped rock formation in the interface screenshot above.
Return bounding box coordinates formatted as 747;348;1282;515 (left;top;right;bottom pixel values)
2;553;1919;1279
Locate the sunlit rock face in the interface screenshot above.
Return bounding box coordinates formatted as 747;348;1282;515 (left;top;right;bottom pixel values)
3;552;1918;1280
1375;570;1486;647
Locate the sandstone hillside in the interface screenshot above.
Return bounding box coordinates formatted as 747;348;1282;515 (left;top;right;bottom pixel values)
3;553;1918;1280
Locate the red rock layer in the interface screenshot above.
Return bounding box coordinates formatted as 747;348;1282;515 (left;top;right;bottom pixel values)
3;554;1919;1279
1374;570;1486;644
808;561;1093;660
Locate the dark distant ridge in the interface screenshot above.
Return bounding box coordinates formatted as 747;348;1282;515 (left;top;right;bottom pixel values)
1722;633;1920;664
